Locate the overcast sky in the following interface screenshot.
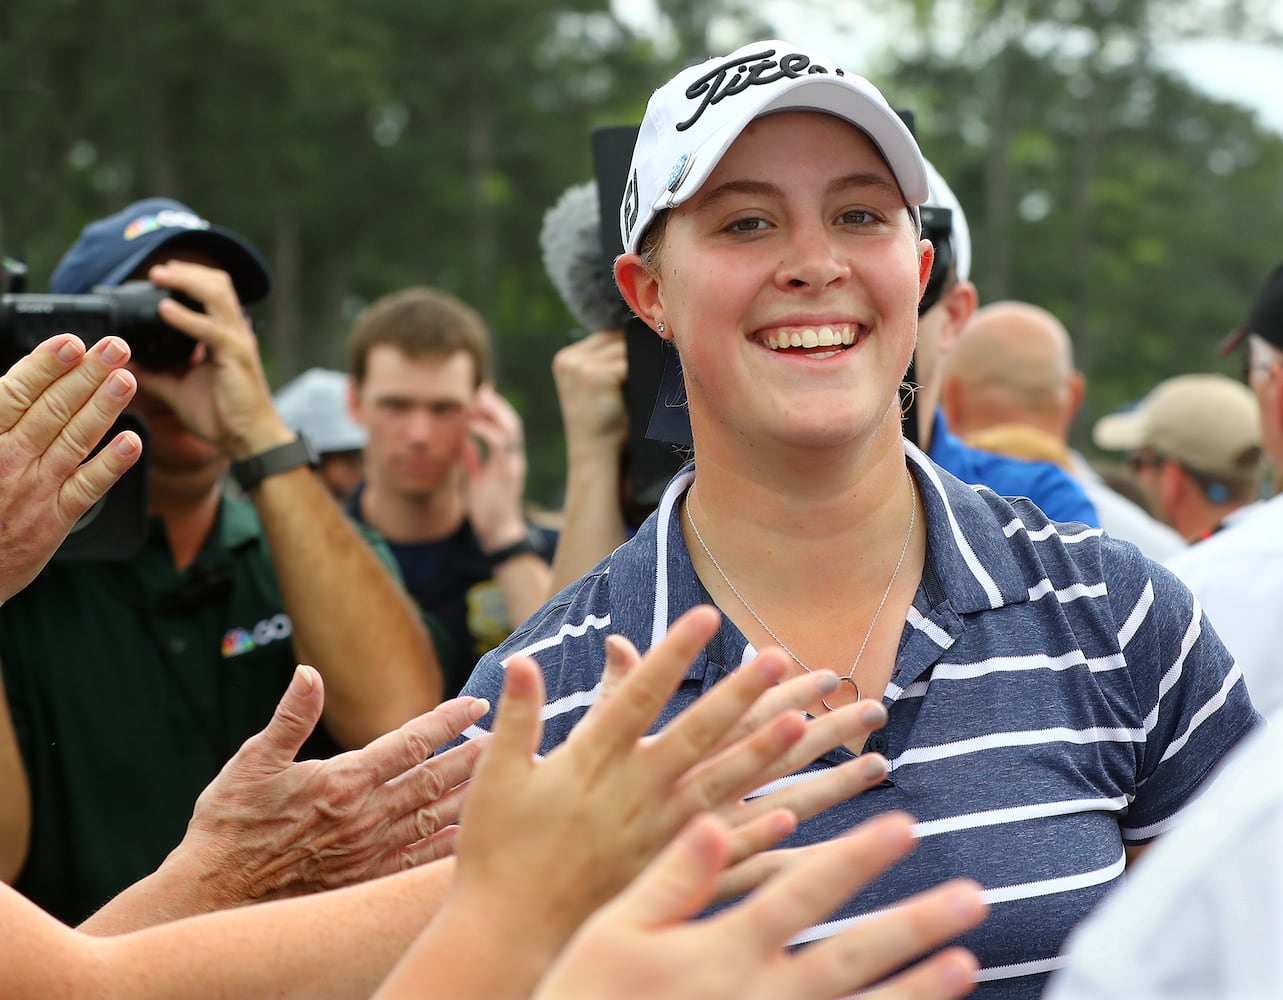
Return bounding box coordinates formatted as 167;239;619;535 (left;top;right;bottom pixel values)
615;2;1283;137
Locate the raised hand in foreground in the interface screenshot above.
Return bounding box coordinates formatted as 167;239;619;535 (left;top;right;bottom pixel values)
537;811;986;1000
0;333;141;602
375;606;897;999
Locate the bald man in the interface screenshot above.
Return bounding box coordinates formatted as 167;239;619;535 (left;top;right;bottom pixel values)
942;301;1186;560
911;167;1098;526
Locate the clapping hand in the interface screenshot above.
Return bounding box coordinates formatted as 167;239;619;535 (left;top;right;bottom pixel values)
0;334;141;602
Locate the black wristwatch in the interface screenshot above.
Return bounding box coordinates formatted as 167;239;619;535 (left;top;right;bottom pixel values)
484;533;539;569
230;434;319;493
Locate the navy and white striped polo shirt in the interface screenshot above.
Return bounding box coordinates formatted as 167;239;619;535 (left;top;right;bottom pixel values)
457;443;1258;998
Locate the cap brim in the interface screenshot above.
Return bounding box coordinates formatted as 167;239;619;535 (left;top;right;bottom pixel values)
1091;410;1146;452
665;76;928;217
99;227;272;305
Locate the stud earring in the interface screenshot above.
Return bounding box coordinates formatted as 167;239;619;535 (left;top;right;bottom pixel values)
657;321;666;334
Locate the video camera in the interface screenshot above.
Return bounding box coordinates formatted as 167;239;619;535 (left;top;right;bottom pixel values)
918;204;954;317
0;258;153;560
0;265;199;375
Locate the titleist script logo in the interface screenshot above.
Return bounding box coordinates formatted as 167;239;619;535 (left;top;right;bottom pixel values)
677;48;846;132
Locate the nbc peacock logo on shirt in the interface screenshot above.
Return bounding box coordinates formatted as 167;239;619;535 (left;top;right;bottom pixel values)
221;613;293;658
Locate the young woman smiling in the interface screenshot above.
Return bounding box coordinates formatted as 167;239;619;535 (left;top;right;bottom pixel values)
456;39;1259;998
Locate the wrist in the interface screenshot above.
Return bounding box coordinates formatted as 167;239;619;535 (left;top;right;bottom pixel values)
565;443;624;474
224;418;296;462
231;433;320;493
435;891;570;997
484;533;539;570
474;518;528;553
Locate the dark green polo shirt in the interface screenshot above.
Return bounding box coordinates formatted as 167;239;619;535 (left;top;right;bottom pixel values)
0;493;361;925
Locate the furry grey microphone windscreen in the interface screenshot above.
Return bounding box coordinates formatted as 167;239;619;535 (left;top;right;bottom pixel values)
539;181;633;333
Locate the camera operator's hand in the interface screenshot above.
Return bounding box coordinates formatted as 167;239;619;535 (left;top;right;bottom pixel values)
139;260;294;460
0;334;142;603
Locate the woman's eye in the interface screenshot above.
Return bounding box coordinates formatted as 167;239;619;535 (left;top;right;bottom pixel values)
727;217;767;233
837;209;876;225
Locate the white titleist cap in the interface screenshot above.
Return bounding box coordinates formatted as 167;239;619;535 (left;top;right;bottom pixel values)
620;39;929;254
923;159;971;283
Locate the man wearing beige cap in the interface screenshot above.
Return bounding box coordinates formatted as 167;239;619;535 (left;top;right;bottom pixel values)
1164;262;1283;719
1092;374;1262;542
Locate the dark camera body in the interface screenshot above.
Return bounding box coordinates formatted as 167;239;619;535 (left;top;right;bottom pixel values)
0;280;199;374
918;205;955;317
592;126;688;526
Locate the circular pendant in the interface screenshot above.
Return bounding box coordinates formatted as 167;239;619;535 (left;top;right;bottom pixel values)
820;675;862;712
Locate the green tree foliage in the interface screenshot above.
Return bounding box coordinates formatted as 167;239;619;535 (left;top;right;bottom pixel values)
874;0;1283;447
0;0;702;502
2;0;1280;498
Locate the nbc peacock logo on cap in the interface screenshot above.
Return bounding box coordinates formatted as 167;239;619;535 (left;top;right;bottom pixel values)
123;209;211;242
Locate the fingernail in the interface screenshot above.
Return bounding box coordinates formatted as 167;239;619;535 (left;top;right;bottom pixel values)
859;702;887;727
99;338;127;365
107;371;133;398
755;654;786;683
859;754;888;780
469;698;490;720
940;951;978;990
815;671;840;694
114;433;141;458
768;809;797;838
950;885;984;919
294;664;316;689
56;338;82;362
604;634;626;671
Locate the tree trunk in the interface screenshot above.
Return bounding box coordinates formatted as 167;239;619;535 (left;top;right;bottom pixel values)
268;211;302;378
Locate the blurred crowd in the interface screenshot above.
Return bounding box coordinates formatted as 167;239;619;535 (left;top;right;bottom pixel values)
0;34;1278;1000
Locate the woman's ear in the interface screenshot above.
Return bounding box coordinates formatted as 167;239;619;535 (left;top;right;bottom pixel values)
917;239;936;301
614;253;670;339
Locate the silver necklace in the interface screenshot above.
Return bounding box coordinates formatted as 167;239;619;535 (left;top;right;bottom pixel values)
685;471;917;712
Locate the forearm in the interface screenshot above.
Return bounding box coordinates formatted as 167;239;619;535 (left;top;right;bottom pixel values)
79;830;238;935
253;467;442;742
73;861;455;999
550;450;627;593
0;665;31;883
374;888;568;1000
493;552;554;626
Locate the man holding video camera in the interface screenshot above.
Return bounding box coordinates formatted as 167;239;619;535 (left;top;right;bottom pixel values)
0;198;441;925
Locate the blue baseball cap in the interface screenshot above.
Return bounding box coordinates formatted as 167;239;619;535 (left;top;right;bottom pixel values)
49;197;271;304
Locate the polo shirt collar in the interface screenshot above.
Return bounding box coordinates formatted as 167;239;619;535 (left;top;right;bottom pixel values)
606;466;728;687
904;443;1033;615
143;490;262;559
215;491;264;550
610;445;1038;681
